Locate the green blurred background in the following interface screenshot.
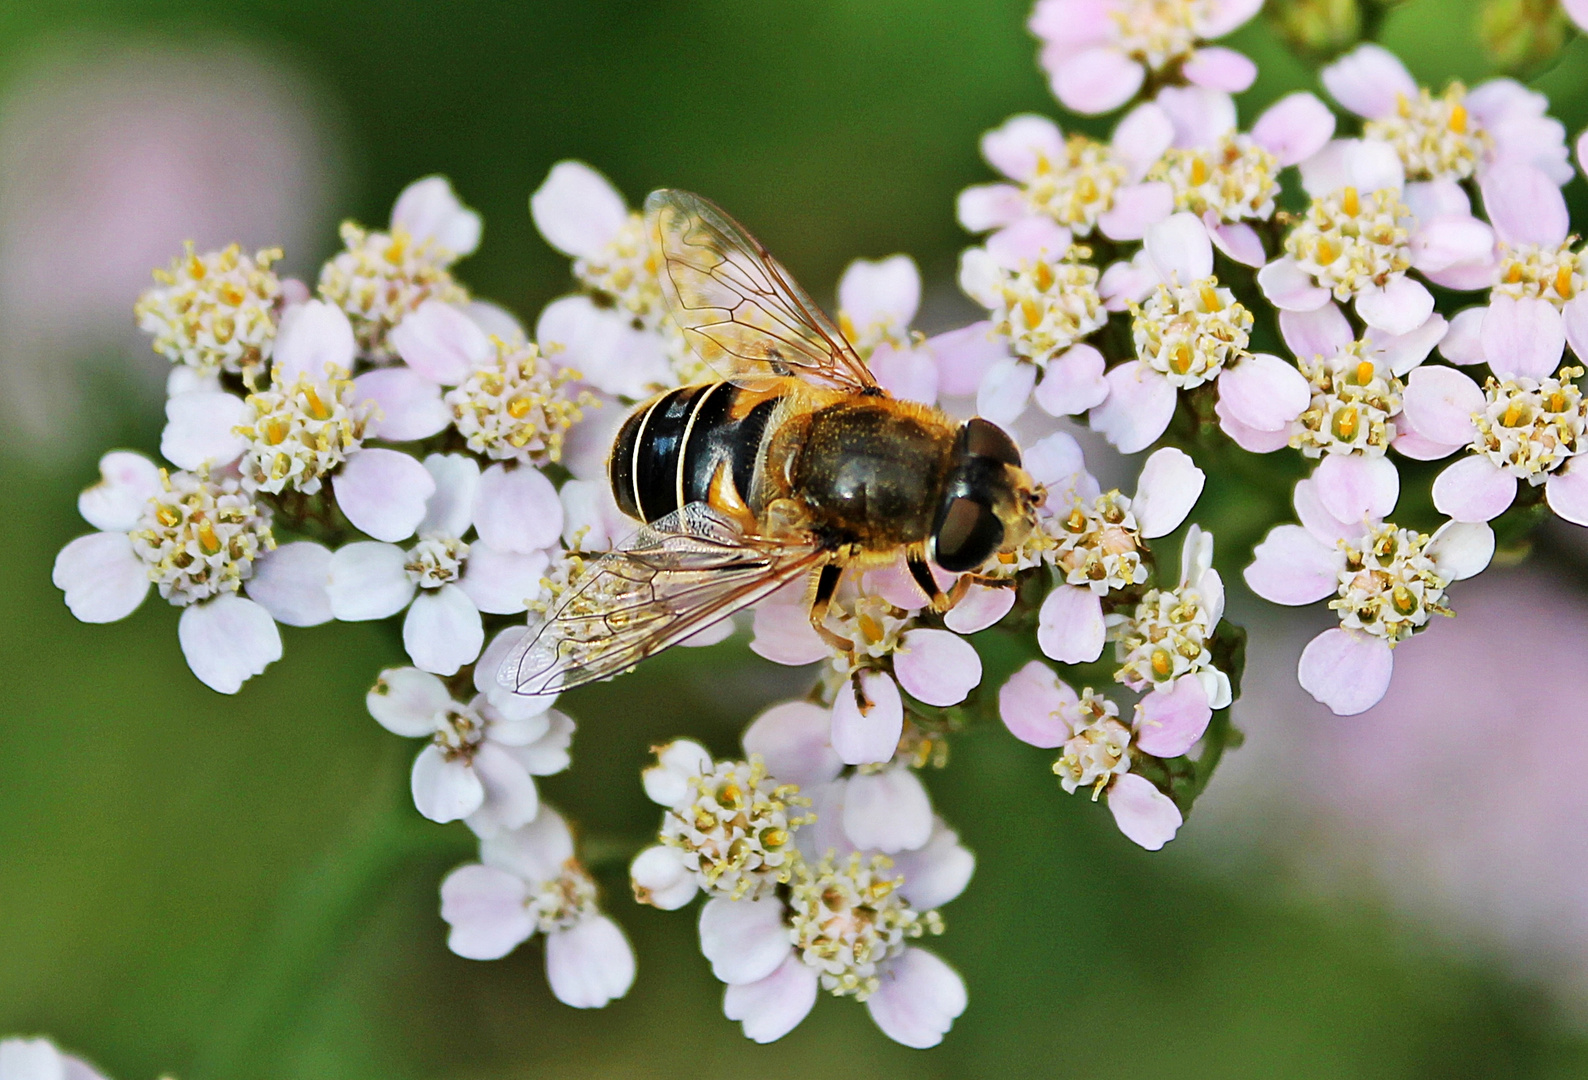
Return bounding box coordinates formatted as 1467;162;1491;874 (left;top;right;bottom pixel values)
8;1;1588;1077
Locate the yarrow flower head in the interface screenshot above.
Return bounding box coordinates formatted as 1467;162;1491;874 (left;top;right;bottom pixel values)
135;241;283;378
130;466;274;605
788;851;943;999
445;337;592;464
1109;523;1232;710
236;363;372;494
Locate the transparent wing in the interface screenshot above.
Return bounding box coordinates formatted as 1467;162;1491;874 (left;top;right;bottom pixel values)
501;503;824;696
646;189;880;393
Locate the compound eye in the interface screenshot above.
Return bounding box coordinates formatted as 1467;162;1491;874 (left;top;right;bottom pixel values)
931;495;1005;572
961;418;1021;466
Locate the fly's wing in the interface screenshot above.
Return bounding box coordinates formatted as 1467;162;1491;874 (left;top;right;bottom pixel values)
646;189;880;394
501;503;824;696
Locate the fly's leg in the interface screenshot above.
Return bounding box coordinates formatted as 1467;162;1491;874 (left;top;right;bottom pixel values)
808;562;853;657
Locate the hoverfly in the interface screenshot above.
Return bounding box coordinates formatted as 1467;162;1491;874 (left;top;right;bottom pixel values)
503;190;1042;696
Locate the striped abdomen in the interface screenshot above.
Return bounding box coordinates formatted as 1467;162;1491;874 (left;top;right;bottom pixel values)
610;382;784;525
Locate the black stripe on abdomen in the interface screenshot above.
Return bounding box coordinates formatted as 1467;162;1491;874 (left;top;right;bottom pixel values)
609;384;710;524
680;388;780;508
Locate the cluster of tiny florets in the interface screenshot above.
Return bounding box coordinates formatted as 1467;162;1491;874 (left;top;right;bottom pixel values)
236;366;372;494
318;222;468;357
1331;523;1450;643
1131;276;1252;388
660;757;810;900
1284;186;1412;300
128;469;275;605
1053;694;1132;796
1472;368;1588;480
445;340;592;465
1112;582;1219;692
787;852;942;1000
1149;136;1279;223
1363;85;1485;182
1049;492;1149;593
1292;346;1401;457
1494;242;1583;307
1024;136;1127;234
1111;0;1203;70
987;256;1107;367
134;243;283;378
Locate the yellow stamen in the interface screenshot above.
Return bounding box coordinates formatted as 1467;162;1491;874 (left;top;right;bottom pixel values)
1076;174;1098;202
302;384;332;421
1332;406;1360;442
1315;238;1338;265
1170;342;1193;375
1020;297;1041;329
506;395;533;419
1189;157;1210;186
1198;284;1221;311
1354;360;1376;386
1448;102;1468;135
1341;187;1360;217
1034;261;1055;292
197;520;221;556
1150;648;1173;679
1557;264;1576;300
1391;584;1418;616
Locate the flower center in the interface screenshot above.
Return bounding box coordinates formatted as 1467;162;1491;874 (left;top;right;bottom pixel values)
1050;491;1149;592
1363;84;1486;182
405;534;470;588
1113;583;1217;690
1023;136;1127;235
659;756;810;901
1494;241;1583;307
1284;187;1412;300
1111;0;1208;71
530;861;601;933
444;339;592;465
1054;711;1133;797
318;222;468;359
434;702;487;760
1471;368;1587;479
1292;344;1402;458
1132;274;1252;388
237;366;371;495
1149;135;1280;224
988;253;1106;369
135;242;282;377
129;469;275;605
788;852;942;1000
1329;523;1449;643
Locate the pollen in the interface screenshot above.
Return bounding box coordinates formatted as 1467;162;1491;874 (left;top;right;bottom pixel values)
789;852;940;1001
1365;82;1485;182
1472;368;1587;479
1284;187;1412;302
989;254;1105;369
1149;135;1279;224
1330;523;1448;643
236;365;372;495
1019;134;1126;235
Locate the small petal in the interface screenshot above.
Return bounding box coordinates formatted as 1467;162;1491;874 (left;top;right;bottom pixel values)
1409;215;1495;274
975;357;1038;425
926;322;1006;397
742;699;843;788
1354;277;1434;336
1431;456;1517;523
1294;477;1361;546
891;818;976;909
998;660;1078;748
1032;344;1109;416
1182;46;1256;92
352;368;449;441
78;450;161;532
1217;354;1309;432
866;948;967;1049
1402;364;1483;446
1548;459;1588;525
326;541;415;620
1565;296;1588;364
839;254;920;332
1392;428;1464;461
943;584;1016;634
631;845;699;910
1367;313;1448;377
530;161;627;259
482;807;575;882
177;595;282;694
465;742;541;837
392;175;481;256
1097;181;1173;241
1207;220;1265;267
698;896;792;985
1426;520;1495;580
458;543;549;615
724;954;818;1044
1110;101;1175;179
1037;584;1105;663
1321;44;1417;119
274;300;355;382
1133;677;1212;758
956;183;1026;232
333;448;436;543
403;584;484;675
1280;303;1354;361
1482;296;1565;381
1089;361;1176;453
1439;307;1488;365
1257;257;1330;312
411;743;485;822
53;532;148;623
1215;396;1291;452
1243;525;1339;605
474;463;563;553
894;629;982;707
1106;773;1183;850
161;390;248;470
843;766;933;853
1251;92;1336;166
1050;46;1145;115
439;864;533;960
418;453;480;538
1156;85;1236;148
985;218;1072;267
831;671;904;766
1481;163;1569;247
246;541;332;627
868;342;939;406
980;114;1065;183
1144;212;1213;283
1132;447;1205;538
367;666;449;737
750;599;829;666
1022;431;1096;493
537;295;672;398
1313;453;1399;524
390;300;492;385
1297;628;1394;716
545;915;635;1008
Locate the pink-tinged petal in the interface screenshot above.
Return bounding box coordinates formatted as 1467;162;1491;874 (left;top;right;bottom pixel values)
1199;0;1264;36
844;766;933;853
52;532;148;623
1097;181;1173;241
725;954;818;1044
1022;431;1092;491
1318;138;1405;197
1218;354;1310;432
1403;178;1472;222
273;300;355;382
866;948;968;1049
1145;211;1213;282
352;368;448;441
980;114;1065;182
392;175;480;256
465;741;541;837
985;217;1072;267
1133;447;1205;538
831;672;904;766
418;452;480;538
177;595;282;695
1106;773;1183;850
1110;102;1174;179
530;160;627;259
1029;0;1112;47
944;584;1016;634
1156;85;1237;149
1037;584;1105;663
1251;91;1336;166
1100;253;1158;310
743;699;842;787
459;542;549;615
751;596;829;664
1320;44;1416;119
1280;303;1354;361
1258;257;1330;311
161;390;248;470
1481;163;1569;247
559;478;628;551
863;557;953;611
1032;343;1108;416
998;659;1079;748
1392;428;1464;461
390;300;492;385
1208;220;1265;267
1483;296;1565;381
1401;364;1483;446
1050;46;1145;116
1410;215;1495;274
869;342;938;406
559;396;628;482
1089;361;1176;453
891;819;975;909
641;739;712;807
1426;520;1495;581
78;451;161;532
1297;628;1394;716
925;321;1007;397
1432;456;1517;523
1314;453;1400;523
246;541;332;627
1294;477;1361;546
1547;458;1588;524
1439;307;1487;365
1183;47;1255;92
1355;278;1434;336
333;448;435;543
698;896;792;985
976;357;1037;425
537;294;672;398
439;864;533;960
631;845;698;910
411;743;485;822
403;584;483;675
1420;256;1497;292
956;184;1026;232
366;666;448;737
840;254;920;333
326;541;414;620
895;628;982;707
474;463;562;553
465;300;526;344
481;807;575;882
545;915;635;1009
679;617;736;648
1216;397;1292;452
1134;677;1212;758
1367;313;1448;377
1243;524;1339;605
1566;296;1588;364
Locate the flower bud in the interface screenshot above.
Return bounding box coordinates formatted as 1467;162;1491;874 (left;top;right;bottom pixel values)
1267;0;1362;59
1478;0;1568;75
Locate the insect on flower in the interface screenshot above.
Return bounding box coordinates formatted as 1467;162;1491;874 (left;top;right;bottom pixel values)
502;191;1046;696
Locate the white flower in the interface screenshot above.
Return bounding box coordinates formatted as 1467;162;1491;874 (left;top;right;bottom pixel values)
54;451;282;693
439;808;635;1008
326;453;558;675
135;241;283;378
318;175;479;357
0;1037;109;1080
369;666;571;834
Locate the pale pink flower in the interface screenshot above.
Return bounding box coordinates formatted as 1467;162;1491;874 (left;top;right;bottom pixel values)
54;451;282;694
440;808;635;1008
1322;44;1570;184
368;665;570;834
0;1037;109;1080
1091;213;1310;452
1244;477;1494;715
1030;0;1263;115
325;453;557;676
